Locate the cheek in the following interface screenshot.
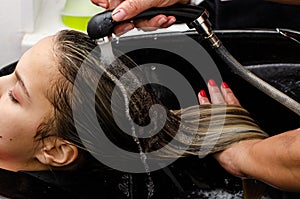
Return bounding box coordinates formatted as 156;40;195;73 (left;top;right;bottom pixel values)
0;110;32;134
0;116;39;162
0;99;44;128
0;107;40;148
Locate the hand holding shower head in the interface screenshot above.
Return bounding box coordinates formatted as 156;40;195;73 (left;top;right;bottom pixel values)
87;4;206;39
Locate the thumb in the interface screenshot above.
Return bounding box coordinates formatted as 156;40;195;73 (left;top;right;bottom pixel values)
112;0;160;22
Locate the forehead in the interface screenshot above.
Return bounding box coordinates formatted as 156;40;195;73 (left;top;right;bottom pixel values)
20;35;59;74
16;35;61;96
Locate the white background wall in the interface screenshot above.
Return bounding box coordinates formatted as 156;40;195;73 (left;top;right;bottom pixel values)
0;0;105;68
0;0;61;68
0;0;45;67
0;0;23;67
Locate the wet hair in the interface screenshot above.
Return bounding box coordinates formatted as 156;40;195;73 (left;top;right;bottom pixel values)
35;30;268;170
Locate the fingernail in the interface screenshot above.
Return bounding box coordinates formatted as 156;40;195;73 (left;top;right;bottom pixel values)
199;90;207;97
157;17;168;26
112;9;126;21
98;2;107;8
166;17;176;26
208;79;216;86
221;82;229;88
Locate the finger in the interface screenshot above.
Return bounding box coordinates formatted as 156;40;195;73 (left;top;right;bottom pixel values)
207;79;226;104
113;22;135;36
220;82;241;106
134;15;168;30
112;0;172;22
198;90;210;105
107;0;124;10
113;15;175;35
134;15;176;29
133;15;167;31
160;16;176;28
91;0;110;8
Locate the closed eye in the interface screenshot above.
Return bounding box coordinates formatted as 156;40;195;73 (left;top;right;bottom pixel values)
8;90;19;103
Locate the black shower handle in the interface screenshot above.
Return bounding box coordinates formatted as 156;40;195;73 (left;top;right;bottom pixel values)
87;4;206;39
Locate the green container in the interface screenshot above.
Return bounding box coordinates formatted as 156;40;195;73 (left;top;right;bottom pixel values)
61;15;92;31
61;0;104;31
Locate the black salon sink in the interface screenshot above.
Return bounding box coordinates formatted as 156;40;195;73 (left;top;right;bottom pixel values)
0;29;299;198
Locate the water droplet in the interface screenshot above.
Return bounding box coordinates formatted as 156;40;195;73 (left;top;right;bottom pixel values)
116;36;120;44
151;66;156;71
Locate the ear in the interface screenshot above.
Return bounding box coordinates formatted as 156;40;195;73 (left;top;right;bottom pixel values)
36;137;78;168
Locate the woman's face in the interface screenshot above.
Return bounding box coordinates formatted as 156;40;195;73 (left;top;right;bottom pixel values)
0;36;58;171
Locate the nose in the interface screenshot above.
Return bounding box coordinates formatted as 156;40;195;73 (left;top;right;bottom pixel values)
0;74;15;98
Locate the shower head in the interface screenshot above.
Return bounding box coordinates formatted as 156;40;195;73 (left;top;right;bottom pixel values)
87;4;207;40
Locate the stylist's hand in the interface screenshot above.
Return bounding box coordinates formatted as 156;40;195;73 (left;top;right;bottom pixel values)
91;0;190;35
198;79;247;177
198;79;262;178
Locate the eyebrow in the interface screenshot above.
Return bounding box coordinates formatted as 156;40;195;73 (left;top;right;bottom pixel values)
15;70;31;99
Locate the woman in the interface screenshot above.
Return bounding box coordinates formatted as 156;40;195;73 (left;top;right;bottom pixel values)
0;29;267;172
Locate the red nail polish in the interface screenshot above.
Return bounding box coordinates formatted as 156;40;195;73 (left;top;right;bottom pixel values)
221;82;229;88
199;90;207;97
208;79;216;86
